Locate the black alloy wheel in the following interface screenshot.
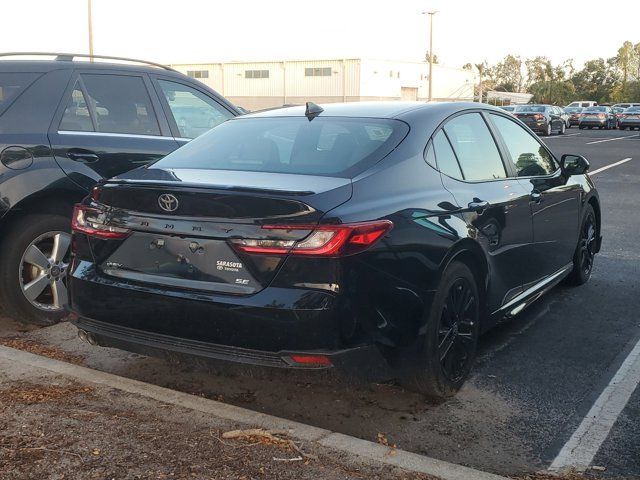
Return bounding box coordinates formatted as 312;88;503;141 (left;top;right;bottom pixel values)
566;205;597;286
398;261;480;400
437;277;478;383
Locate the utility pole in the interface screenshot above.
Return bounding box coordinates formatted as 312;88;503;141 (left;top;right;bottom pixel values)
423;11;437;102
88;0;94;60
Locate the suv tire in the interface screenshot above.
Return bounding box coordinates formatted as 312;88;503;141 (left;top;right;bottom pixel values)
0;214;72;326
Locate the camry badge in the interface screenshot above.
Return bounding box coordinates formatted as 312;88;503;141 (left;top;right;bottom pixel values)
158;193;179;212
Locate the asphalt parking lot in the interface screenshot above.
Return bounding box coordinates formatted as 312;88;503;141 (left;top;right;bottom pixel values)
2;127;638;478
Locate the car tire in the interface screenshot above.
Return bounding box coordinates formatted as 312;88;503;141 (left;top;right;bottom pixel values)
559;122;566;135
566;204;597;286
579;125;585;129
619;126;626;131
543;123;552;136
398;261;480;401
0;214;72;326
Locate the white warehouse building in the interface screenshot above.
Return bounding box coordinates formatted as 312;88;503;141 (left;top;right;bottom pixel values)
171;58;478;111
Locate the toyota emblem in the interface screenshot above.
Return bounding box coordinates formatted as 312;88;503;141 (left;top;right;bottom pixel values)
158;193;179;212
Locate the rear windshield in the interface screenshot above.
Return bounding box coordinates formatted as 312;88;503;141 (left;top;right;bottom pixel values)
565;107;582;113
153;116;409;178
584;107;606;112
517;106;545;113
627;107;640;112
0;73;40;111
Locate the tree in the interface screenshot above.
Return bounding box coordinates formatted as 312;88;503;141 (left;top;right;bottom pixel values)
424;52;439;64
572;58;620;103
493;54;524;92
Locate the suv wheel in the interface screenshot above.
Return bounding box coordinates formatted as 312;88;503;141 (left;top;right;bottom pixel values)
399;261;480;401
0;214;72;325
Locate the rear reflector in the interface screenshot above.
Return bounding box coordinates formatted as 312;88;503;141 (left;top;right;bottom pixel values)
288;354;333;366
230;220;393;257
72;204;130;239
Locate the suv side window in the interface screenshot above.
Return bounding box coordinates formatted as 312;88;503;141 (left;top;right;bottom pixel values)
443;113;506;181
80;74;161;136
490;114;557;176
59;82;93;132
158;80;233;139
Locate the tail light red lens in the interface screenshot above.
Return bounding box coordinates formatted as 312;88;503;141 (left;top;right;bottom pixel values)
71;204;130;239
533;114;545;120
288;354;333;367
231;220;393;257
597;113;606;119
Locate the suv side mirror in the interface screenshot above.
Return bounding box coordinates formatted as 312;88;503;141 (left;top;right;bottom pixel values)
561;154;590;175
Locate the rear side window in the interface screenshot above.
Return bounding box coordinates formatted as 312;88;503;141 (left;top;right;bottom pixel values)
443;113;506;181
60;82;93;132
152;117;409;178
490;114;557;177
0;73;40;112
432;130;462;180
158;80;233;139
80;74;160;136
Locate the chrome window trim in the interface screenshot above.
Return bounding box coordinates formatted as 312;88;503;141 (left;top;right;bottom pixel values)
57;130;175;141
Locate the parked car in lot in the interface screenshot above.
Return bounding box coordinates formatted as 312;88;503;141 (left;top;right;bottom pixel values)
0;53;240;325
612;102;640;110
564;106;584;126
558;107;571;128
514;104;566;135
498;105;517;115
68;101;601;399
566;100;598;108
617;106;640;130
578;106;617;129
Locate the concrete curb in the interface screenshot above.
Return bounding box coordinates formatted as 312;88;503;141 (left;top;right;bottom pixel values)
0;345;509;480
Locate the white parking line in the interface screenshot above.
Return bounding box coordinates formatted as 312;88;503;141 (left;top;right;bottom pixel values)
551;133;582;138
588;158;632;176
585;136;635;145
549;338;640;472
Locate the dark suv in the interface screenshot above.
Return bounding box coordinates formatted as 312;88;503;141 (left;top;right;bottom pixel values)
0;53;240;325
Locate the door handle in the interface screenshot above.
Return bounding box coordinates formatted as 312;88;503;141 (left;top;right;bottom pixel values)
468;200;490;213
530;191;543;203
67;149;99;163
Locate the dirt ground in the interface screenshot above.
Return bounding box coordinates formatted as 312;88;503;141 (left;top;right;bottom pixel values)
0;314;618;480
0;368;436;480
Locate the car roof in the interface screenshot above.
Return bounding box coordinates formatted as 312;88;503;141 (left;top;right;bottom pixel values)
242;101;504;120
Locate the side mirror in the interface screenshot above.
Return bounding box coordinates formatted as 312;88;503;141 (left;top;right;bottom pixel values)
561;154;590;176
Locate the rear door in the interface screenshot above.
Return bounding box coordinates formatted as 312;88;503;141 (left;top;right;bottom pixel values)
48;70;179;191
433;112;535;312
488;112;580;286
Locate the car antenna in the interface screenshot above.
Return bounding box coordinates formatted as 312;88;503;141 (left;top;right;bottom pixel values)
305;102;324;121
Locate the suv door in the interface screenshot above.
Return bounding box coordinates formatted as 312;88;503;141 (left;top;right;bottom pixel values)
488;112;581;287
151;76;235;146
433;112;535;314
48;70;180;190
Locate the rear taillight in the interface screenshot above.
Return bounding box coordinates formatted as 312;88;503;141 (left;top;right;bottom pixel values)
230;220;393;257
597;113;606;119
71;204;130;239
287;354;333;367
533;114;545;120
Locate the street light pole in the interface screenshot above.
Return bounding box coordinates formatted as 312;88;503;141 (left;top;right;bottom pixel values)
423;11;437;102
88;0;94;60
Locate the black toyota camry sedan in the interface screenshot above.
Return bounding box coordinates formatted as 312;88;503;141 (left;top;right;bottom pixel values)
68;102;601;399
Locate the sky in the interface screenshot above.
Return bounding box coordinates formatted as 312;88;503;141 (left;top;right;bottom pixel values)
1;0;638;69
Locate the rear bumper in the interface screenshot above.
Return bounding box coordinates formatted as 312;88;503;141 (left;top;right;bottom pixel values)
579;120;607;126
619;120;640;127
71;315;390;375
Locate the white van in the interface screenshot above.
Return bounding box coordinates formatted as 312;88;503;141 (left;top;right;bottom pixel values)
566;101;598;108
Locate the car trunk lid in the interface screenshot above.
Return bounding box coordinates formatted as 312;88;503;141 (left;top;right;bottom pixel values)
86;167;352;295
